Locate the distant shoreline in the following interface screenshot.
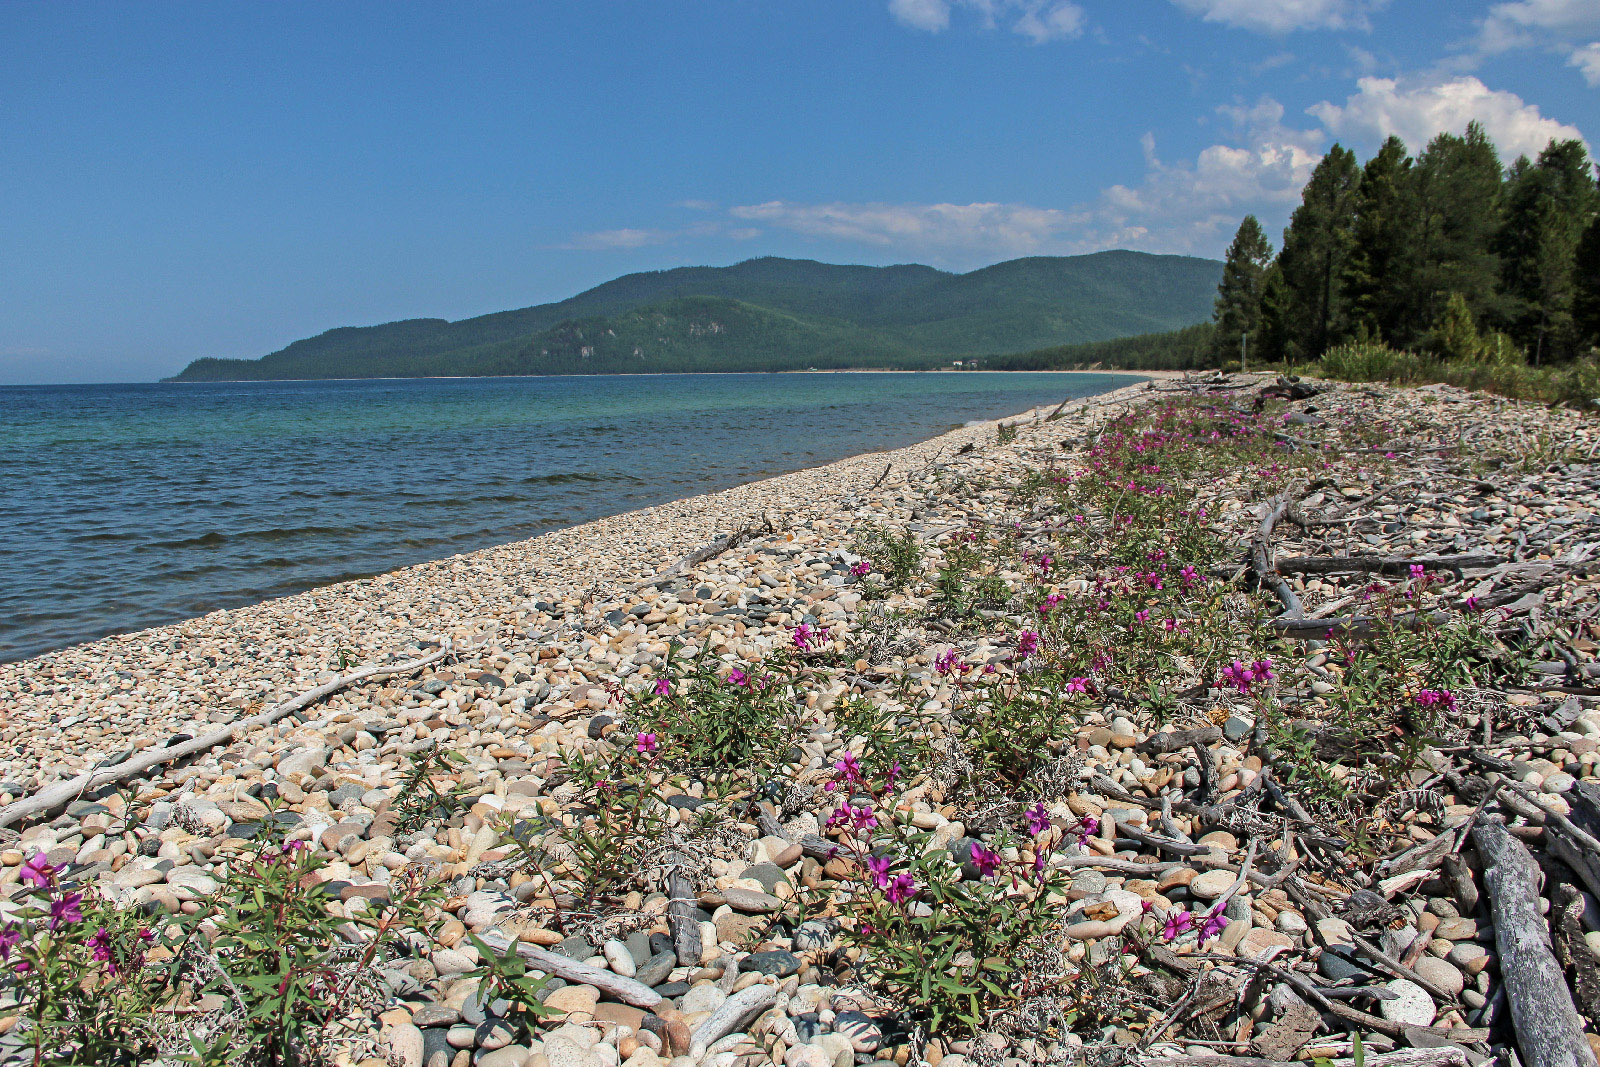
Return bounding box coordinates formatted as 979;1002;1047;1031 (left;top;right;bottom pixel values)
148;368;1172;386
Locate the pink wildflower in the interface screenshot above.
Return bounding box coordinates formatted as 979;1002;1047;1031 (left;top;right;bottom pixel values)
886;873;917;904
20;853;54;889
636;732;658;755
48;892;83;931
1016;631;1040;659
850;560;871;578
970;842;1001;878
0;925;18;963
653;677;671;697
1064;676;1089;694
1076;816;1099;847
727;667;748;687
792;624;818;651
1199;906;1228;941
1025;802;1051;836
935;649;962;675
1163;910;1194;941
864;854;894;890
1416;689;1457;710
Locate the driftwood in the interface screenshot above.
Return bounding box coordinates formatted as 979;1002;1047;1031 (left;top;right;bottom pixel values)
0;639;451;830
1274;552;1500;576
633;518;773;592
1471;817;1598;1067
476;928;662;1008
1143;1051;1468;1067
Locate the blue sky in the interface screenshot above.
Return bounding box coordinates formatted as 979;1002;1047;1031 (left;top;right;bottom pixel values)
2;1;1594;384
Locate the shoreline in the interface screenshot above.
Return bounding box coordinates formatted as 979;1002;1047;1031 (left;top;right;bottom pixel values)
140;368;1164;387
0;374;1161;787
2;373;1597;1065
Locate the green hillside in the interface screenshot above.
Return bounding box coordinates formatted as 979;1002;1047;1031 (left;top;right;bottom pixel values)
169;251;1221;381
990;322;1220;371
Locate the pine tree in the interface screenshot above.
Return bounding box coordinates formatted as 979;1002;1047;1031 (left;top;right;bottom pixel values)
1497;139;1597;362
1432;292;1483;361
1211;215;1273;365
1406;122;1504;339
1342;136;1415;346
1274;145;1362;360
1575;215;1600;352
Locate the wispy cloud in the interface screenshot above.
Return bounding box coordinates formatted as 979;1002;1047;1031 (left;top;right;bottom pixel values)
728;200;1078;255
1308;74;1589;158
888;0;1088;42
1170;0;1387;34
1455;0;1600;87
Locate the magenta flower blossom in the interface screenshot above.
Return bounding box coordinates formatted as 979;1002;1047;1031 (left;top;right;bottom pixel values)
850;560;871;578
1199;906;1228;941
636;731;658;755
935;649;962;675
1162;910;1194;941
1076;816;1099;847
864;854;894;889
1025;802;1051;836
87;926;114;964
835;751;863;784
1064;676;1089;694
0;925;18;962
1016;630;1040;659
827;803;878;832
653;677;671;697
48;892;83;931
970;841;1001;878
1409;563;1426;580
1465;595;1482;611
792;623;821;651
727;668;748;687
20;853;55;889
1416;689;1456;710
886;872;917;904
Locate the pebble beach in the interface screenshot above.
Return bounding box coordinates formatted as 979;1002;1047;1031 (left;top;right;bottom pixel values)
5;372;1600;1067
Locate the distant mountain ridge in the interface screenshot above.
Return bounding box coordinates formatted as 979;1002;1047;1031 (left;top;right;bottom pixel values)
168;250;1222;380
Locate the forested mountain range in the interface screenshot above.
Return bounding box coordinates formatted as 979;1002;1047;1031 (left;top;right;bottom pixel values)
166;251;1222;380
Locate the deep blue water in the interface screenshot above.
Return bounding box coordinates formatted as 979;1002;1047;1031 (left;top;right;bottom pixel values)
0;372;1137;661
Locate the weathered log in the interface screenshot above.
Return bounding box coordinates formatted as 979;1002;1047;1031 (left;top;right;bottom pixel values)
0;639;451;830
1470;817;1598;1067
476;929;662;1008
1142;1051;1468;1067
1274;552;1500;576
667;870;702;967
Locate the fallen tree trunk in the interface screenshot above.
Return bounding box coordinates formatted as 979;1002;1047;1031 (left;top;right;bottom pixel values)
1274;552;1500;576
1471;817;1599;1067
0;639;451;830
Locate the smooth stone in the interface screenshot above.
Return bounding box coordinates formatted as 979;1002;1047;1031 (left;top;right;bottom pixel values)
832;1011;883;1053
1414;956;1465;997
605;940;638;978
690;985;778;1057
636;950;677;988
477;1020;517;1051
681;984;727;1015
1189;870;1234;900
386;1024;426;1067
793;920;839;954
544;1036;603;1067
1378;979;1437;1027
477;1048;531;1067
741;950;801;977
447;1024;478;1049
413;1005;465;1028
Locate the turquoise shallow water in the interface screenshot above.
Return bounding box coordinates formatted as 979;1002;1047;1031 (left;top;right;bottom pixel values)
0;372;1137;661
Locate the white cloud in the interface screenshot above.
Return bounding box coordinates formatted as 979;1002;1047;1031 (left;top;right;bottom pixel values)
1478;0;1600;52
1571;42;1600;86
888;0;1088;42
1466;0;1600;86
728;200;1076;256
726;98;1326;260
564;228;676;250
1170;0;1386;34
1309;75;1588;159
1088;98;1324;253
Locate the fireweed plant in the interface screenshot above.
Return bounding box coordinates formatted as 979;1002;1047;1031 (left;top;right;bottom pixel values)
0;815;440;1067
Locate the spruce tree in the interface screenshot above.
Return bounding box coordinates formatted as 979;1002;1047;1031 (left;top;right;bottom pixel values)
1274;145;1362;361
1343;136;1415;346
1211;215;1273;365
1407;122;1504;338
1575;215;1600;352
1497;139;1597;362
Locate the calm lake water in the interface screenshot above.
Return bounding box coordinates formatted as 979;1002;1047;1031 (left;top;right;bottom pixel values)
0;372;1137;661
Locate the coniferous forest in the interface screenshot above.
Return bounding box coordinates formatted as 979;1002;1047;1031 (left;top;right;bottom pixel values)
1213;122;1598;370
